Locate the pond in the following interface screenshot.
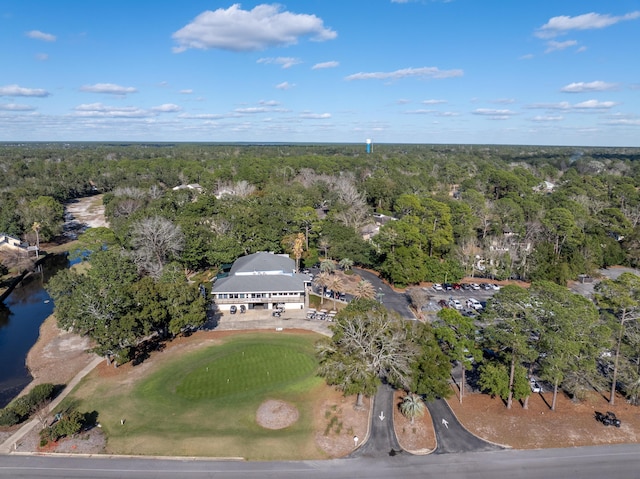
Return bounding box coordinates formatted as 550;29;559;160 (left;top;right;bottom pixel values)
0;254;69;408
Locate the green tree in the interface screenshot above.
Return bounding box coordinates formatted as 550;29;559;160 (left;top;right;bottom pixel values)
531;281;603;410
316;301;417;407
399;393;425;425
482;285;538;409
594;273;640;405
434;308;481;404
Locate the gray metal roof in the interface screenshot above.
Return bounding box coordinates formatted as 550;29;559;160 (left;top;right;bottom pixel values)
230;252;294;275
211;274;305;294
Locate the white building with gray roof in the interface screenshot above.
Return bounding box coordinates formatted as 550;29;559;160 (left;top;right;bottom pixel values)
211;252;310;312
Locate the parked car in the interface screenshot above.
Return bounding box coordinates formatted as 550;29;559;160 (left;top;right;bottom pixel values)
449;299;463;310
530;378;543;393
461;283;472;291
595;411;621;427
444;283;453;291
453;283;462;290
470;283;480;290
466;298;483;310
432;283;443;291
490;283;501;291
437;299;449;308
481;283;492;290
230;305;237;314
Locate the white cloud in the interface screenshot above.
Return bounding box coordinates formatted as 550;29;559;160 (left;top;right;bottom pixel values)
530;115;564;122
574;99;618;109
275;81;295;90
527;100;618;111
421;99;447;105
0;103;36;111
25;30;56;42
35;53;49;61
172;4;337;53
235;107;268;114
545;40;578;53
312;61;339;70
151;103;182;113
259;100;280;106
396;99;411;104
536;11;640;39
257;57;301;69
0;84;49;97
345;66;463;81
472;108;516;119
73;103;148;118
300;112;331;119
491;98;516;104
606;118;640;126
179;89;193;94
80;83;138;95
561;81;618;93
519;54;534;60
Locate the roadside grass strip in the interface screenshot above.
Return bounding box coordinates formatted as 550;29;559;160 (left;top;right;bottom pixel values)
65;332;326;459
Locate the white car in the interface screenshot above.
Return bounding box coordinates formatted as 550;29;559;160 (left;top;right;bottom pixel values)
449;299;463;310
470;283;480;290
432;283;443;291
466;298;482;310
490;283;501;291
530;379;543;393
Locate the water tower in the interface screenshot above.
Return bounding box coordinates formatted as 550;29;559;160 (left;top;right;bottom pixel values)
366;138;372;154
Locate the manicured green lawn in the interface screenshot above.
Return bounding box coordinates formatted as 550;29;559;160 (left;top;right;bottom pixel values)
67;332;326;460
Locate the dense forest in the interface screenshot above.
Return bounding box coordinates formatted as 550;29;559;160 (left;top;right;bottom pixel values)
1;142;640;406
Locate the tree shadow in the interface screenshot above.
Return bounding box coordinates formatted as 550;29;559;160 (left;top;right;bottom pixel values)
131;337;166;366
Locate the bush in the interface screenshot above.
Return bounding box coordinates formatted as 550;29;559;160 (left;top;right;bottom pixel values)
29;383;55;405
0;408;20;427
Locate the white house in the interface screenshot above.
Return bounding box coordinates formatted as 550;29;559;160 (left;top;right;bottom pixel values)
211;252;310;312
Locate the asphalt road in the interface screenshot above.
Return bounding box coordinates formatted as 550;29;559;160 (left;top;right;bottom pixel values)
2;444;640;479
427;398;502;454
353;268;414;319
350;384;402;458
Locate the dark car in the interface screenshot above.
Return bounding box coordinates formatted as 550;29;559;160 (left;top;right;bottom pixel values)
438;299;449;308
453;283;462;290
595;411;621;427
230;305;237;314
443;283;453;291
461;283;472;291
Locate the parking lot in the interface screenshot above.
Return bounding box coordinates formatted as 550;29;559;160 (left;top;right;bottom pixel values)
419;281;503;317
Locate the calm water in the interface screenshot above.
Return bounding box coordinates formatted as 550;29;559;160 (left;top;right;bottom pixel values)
0;254;69;408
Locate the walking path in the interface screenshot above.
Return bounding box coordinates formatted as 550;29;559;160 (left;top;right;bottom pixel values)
0;356;102;454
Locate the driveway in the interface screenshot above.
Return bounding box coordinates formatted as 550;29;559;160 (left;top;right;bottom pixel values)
353;268;414;319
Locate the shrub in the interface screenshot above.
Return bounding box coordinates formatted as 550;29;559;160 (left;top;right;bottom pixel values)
0;408;20;427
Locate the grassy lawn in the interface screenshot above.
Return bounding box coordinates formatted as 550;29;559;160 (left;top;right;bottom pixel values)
65;332;328;460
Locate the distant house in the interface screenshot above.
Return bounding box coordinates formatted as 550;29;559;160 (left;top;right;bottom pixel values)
172;183;203;193
211;252;311;312
0;233;27;251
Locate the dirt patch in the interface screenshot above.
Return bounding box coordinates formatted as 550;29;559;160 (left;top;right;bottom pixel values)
448;388;640;449
25;315;96;394
256;400;299;430
393;390;436;453
314;387;370;457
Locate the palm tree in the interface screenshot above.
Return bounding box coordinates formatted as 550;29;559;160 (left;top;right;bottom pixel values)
353;280;376;300
339;257;354;272
399;393;425;425
326;275;345;309
320;259;335;274
313;272;332;305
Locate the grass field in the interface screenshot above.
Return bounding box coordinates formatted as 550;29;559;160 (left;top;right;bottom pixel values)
66;332;328;460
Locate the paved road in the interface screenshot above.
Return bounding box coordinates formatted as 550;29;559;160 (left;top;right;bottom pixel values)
427;398;503;454
1;444;639;479
350;384;402;458
353;268;414;319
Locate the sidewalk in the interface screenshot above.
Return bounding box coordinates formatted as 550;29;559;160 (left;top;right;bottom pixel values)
0;356;102;454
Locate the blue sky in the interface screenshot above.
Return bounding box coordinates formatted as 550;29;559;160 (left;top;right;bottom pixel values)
1;1;639;146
